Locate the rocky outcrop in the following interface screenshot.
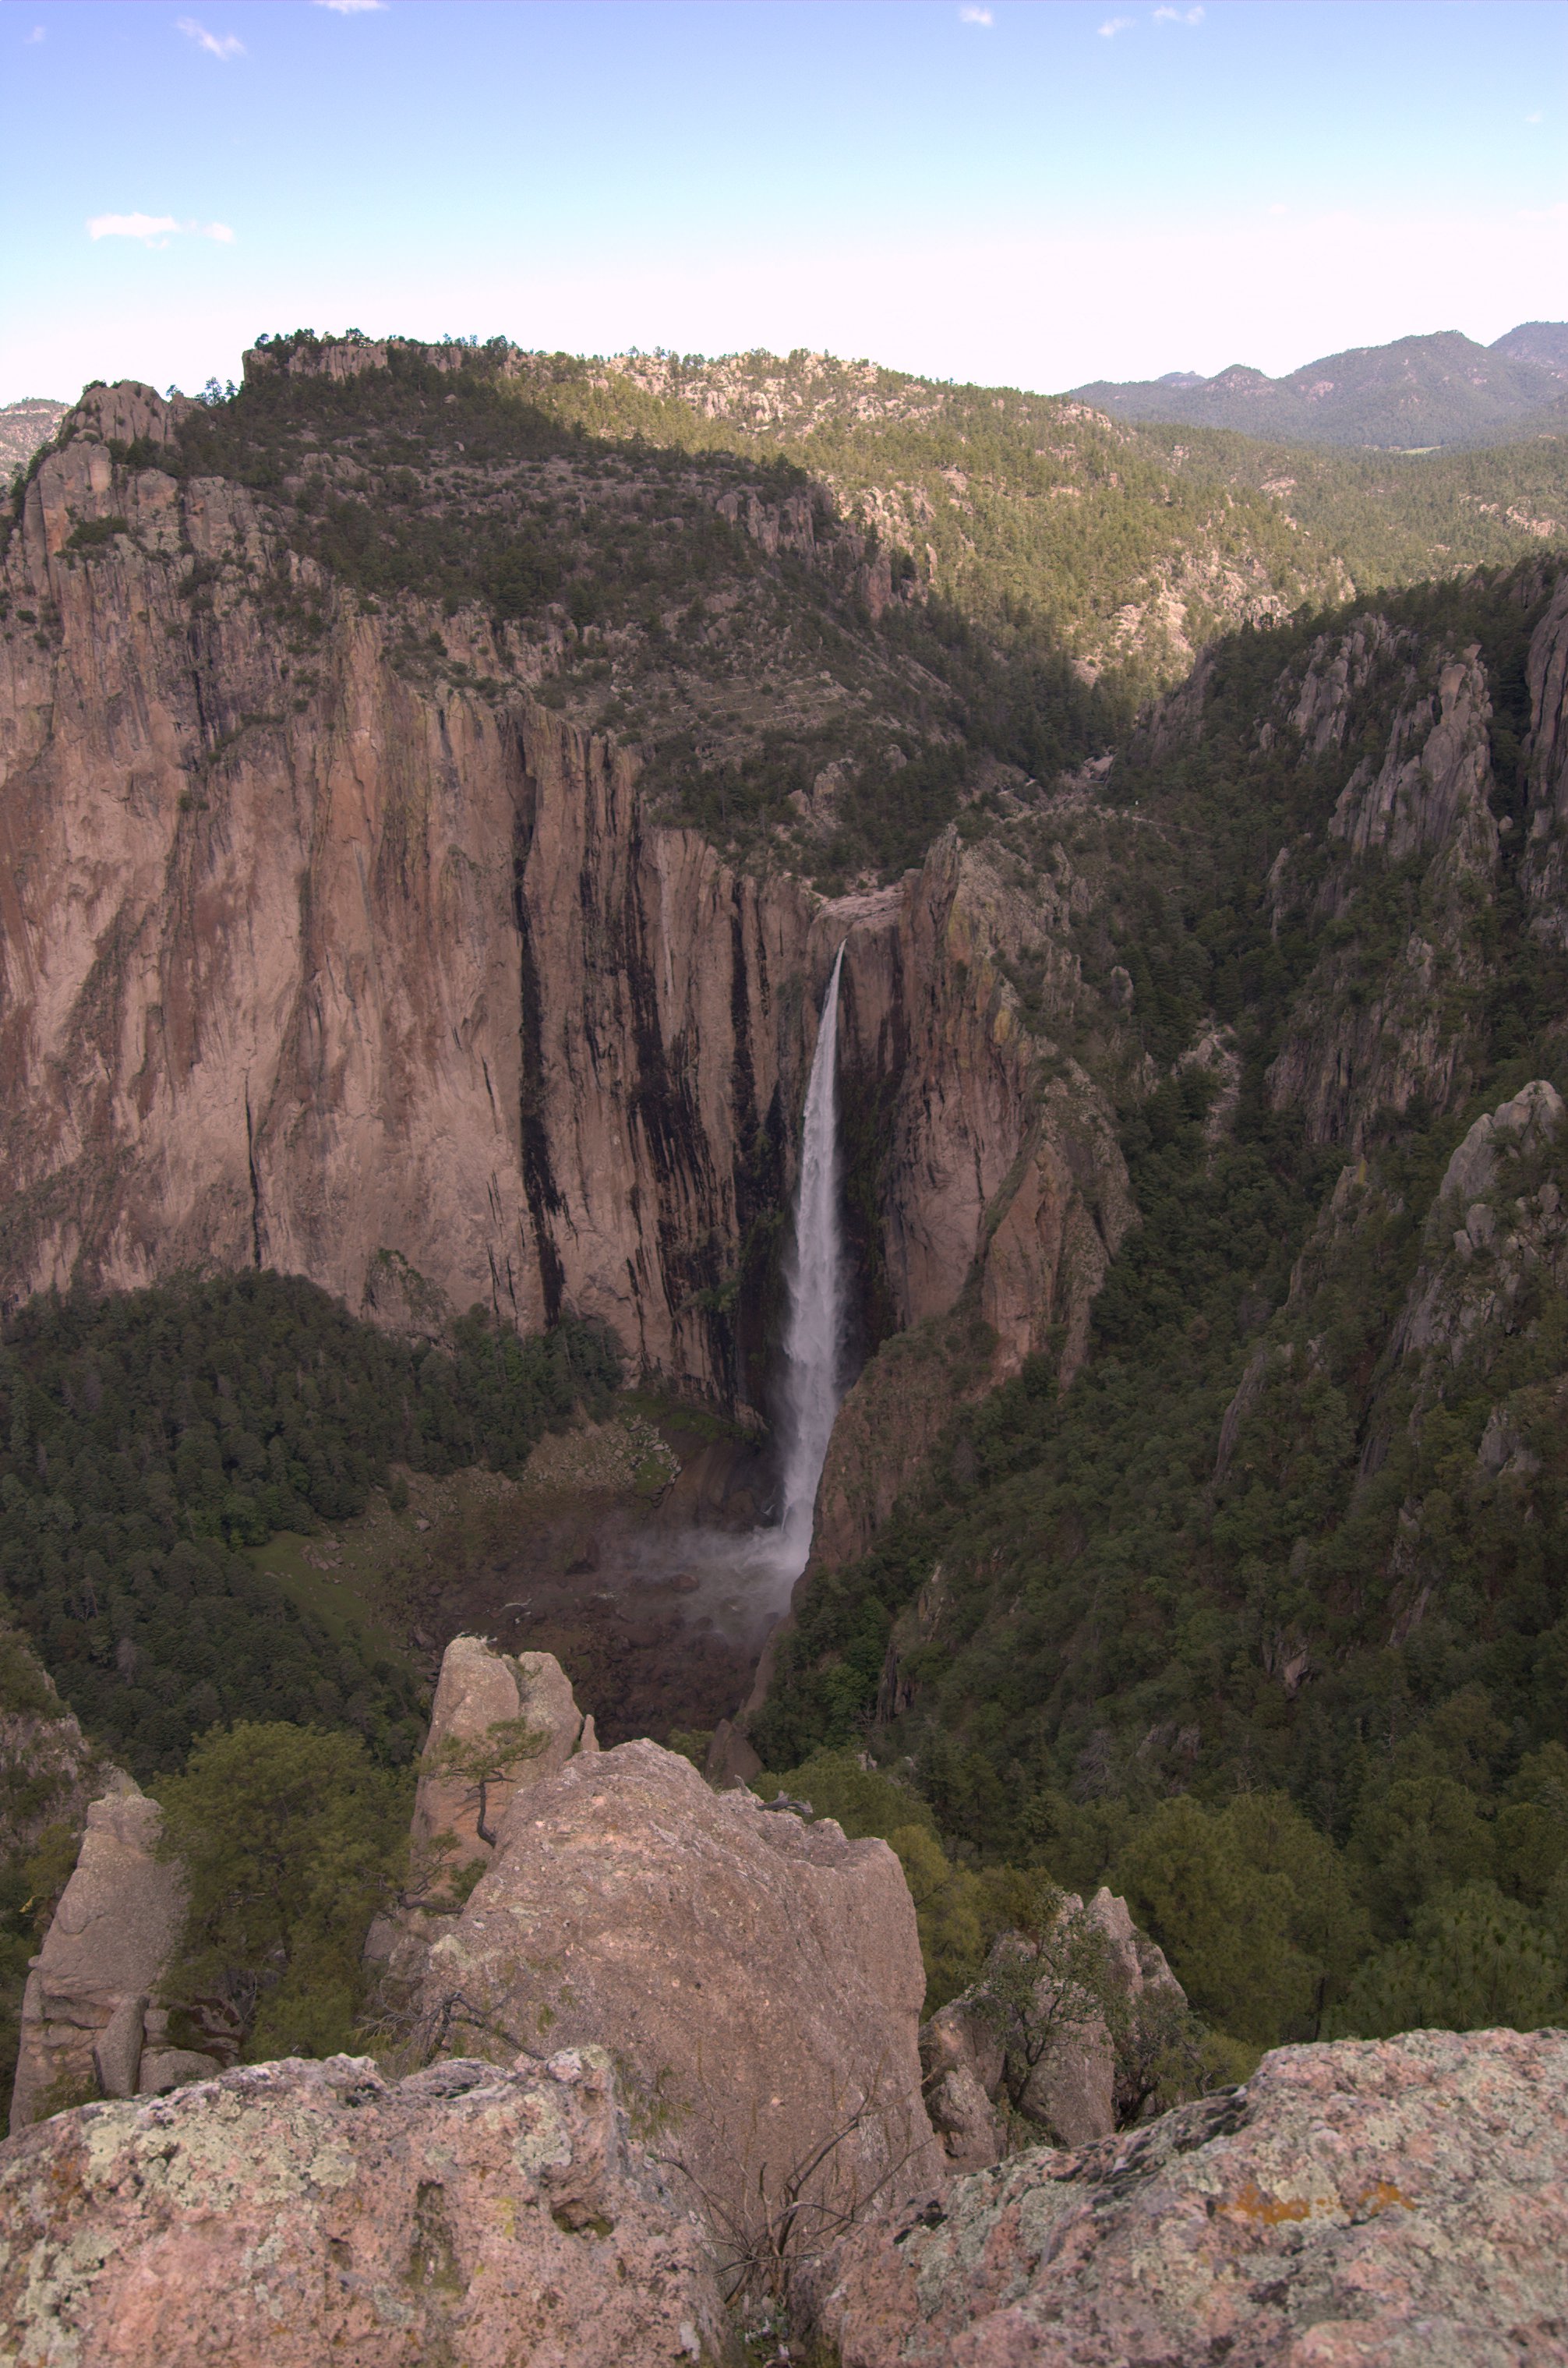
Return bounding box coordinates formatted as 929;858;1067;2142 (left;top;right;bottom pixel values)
0;2047;734;2367
411;1635;596;1864
1264;631;1503;1148
418;1736;940;2241
920;1886;1186;2173
9;1776;192;2131
1388;1078;1566;1385
814;2026;1568;2365
368;1638;600;1997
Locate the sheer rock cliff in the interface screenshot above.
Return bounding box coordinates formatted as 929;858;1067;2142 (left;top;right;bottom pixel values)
0;383;1128;1471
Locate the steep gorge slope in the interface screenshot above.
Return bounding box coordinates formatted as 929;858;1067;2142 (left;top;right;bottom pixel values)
762;560;1568;1904
0;358;1126;1444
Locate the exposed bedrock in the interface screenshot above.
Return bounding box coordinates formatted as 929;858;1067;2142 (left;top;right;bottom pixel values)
6;1774;210;2133
812;2026;1568;2368
0;387;1128;1464
0;2048;736;2368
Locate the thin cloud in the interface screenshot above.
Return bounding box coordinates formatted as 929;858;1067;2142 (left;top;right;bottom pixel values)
1099;16;1134;34
88;213;236;248
25;23;45;41
1153;5;1205;20
1525;110;1543;125
959;6;994;23
314;0;387;12
175;17;245;58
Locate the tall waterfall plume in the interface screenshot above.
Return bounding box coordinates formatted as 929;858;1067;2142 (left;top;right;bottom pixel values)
766;942;848;1590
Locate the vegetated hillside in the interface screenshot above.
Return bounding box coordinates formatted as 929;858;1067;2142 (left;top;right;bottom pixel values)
0;1271;618;1778
503;345;1568;655
1072;323;1568;449
507;345;1353;691
0;399;65;488
122;338;1117;887
758;556;1568;2052
1139;422;1568;597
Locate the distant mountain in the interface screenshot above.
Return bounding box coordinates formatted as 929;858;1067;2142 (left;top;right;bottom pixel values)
1491;321;1568;373
0;398;66;484
1071;324;1568;450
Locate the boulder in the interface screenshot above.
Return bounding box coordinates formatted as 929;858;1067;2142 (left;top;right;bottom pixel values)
814;2026;1568;2366
0;2047;733;2367
367;1641;597;1999
9;1776;184;2130
412;1636;595;1864
420;1738;941;2259
920;1886;1185;2170
137;2045;224;2095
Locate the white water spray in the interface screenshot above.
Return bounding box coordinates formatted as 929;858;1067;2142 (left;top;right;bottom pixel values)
633;945;849;1630
762;942;848;1591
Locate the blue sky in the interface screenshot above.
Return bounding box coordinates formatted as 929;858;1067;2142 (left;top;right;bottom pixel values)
2;1;1563;405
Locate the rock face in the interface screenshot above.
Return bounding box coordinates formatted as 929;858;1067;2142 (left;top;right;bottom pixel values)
1524;567;1568;939
1263;623;1504;1149
0;2047;734;2367
9;1776;189;2132
0;378;1128;1511
420;1737;941;2246
920;1887;1186;2173
411;1635;596;1865
818;834;1133;1569
367;1638;599;1996
814;2026;1568;2366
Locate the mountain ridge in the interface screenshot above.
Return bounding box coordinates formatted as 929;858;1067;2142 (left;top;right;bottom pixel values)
1072;321;1568;450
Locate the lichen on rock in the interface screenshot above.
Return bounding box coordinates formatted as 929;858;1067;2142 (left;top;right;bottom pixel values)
0;2046;735;2366
813;2026;1568;2366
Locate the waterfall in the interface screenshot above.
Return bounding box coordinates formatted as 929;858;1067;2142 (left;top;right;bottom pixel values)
761;942;848;1591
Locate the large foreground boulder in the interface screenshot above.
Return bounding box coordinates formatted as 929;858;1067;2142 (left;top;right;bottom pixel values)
421;1737;941;2250
0;2048;733;2366
812;2026;1568;2365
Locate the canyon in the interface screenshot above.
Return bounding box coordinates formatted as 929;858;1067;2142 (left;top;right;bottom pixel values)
5;334;1568;2361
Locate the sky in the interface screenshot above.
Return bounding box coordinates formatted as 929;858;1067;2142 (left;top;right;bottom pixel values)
1;0;1563;407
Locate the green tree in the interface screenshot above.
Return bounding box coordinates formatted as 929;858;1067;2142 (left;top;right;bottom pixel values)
887;1823;986;2009
1329;1882;1566;2038
1495;1743;1568;1906
425;1716;546;1846
156;1720;411;2059
963;1876;1117;2124
1349;1772;1496;1936
1117;1791;1361;2045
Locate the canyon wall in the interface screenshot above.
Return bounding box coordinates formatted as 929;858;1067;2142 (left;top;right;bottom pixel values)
0;385;1127;1445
